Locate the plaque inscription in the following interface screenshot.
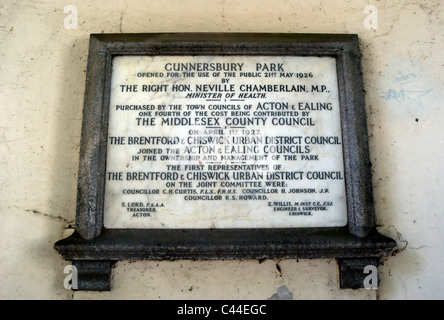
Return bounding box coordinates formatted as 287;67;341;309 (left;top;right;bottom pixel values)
54;34;398;291
104;55;347;229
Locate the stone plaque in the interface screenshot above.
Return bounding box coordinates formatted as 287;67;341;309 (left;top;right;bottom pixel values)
104;56;347;229
54;34;396;291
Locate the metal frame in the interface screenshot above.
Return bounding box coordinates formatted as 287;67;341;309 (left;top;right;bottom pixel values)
54;33;396;291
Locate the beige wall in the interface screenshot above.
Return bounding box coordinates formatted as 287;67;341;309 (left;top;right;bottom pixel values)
0;0;442;299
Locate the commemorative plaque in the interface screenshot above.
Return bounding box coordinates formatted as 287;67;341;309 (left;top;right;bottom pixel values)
55;33;396;291
105;55;347;229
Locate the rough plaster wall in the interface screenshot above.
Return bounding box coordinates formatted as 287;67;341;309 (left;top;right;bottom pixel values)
0;0;442;299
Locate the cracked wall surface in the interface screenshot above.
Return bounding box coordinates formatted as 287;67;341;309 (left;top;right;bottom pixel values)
0;0;443;299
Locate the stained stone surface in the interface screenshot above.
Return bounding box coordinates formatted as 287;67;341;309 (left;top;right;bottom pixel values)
104;56;347;229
